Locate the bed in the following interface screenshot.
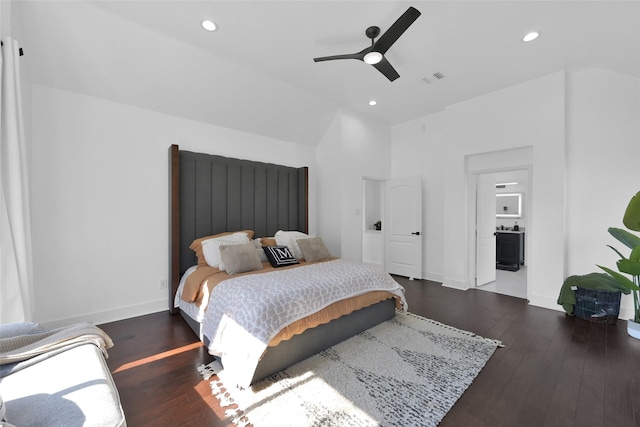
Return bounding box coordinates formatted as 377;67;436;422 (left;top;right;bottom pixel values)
168;145;406;387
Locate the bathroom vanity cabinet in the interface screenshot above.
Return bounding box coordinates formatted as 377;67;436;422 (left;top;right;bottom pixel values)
496;231;525;271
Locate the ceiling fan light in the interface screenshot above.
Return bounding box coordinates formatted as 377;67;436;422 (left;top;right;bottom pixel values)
364;51;383;65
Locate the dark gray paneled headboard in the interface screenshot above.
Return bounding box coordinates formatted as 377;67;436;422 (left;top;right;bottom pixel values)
169;145;308;311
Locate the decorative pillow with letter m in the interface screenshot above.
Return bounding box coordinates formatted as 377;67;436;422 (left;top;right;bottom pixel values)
263;245;300;268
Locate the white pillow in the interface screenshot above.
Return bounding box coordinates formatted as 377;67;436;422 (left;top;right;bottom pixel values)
274;230;312;259
201;233;250;270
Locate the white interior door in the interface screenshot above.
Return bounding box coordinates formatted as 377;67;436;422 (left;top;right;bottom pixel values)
384;178;422;280
476;174;496;286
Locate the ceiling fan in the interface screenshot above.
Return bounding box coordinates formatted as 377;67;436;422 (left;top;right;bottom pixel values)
313;7;421;82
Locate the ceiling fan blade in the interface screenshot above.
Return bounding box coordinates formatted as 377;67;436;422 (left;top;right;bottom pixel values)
313;52;364;62
372;57;400;82
373;6;421;55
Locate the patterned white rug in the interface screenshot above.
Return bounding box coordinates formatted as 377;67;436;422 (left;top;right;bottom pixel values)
199;312;503;427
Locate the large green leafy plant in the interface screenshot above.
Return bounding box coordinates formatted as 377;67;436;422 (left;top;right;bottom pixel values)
598;191;640;323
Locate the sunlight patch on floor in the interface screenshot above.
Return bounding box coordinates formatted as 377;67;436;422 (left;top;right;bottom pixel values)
112;342;203;373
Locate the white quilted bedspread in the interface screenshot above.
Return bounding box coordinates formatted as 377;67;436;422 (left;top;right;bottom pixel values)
201;259;407;388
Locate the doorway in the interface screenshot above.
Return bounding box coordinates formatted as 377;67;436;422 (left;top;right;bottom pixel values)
361;178;384;267
474;169;529;299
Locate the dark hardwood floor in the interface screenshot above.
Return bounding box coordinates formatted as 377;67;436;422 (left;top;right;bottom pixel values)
99;277;640;427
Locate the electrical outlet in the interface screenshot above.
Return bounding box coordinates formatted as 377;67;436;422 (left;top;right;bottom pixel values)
160;279;168;289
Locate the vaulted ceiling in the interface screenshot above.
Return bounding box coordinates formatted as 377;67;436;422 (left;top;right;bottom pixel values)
14;1;640;146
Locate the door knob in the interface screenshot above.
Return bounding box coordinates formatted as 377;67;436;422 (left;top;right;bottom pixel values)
411;231;421;236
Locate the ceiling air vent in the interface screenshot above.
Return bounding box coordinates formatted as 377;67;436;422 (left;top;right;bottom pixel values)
421;72;445;84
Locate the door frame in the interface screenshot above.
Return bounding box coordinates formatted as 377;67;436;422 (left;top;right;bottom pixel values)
468;166;532;298
475;173;497;287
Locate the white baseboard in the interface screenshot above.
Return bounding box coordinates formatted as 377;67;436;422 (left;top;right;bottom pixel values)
362;260;383;268
39;299;168;329
422;272;444;283
441;277;471;291
527;294;562;312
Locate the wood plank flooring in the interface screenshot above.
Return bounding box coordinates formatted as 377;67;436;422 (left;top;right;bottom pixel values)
99;277;640;427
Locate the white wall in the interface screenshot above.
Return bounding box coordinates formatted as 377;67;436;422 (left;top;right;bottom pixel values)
316;110;392;262
0;1;9;38
565;69;640;314
315;113;342;257
30;85;316;327
391;68;640;317
391;113;446;282
25;68;640;326
444;72;566;304
339;111;391;262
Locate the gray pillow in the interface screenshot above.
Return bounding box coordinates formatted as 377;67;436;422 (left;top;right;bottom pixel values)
219;242;264;275
297;237;332;262
256;248;269;263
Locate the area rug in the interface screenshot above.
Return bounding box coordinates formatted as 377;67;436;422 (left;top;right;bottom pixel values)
198;312;503;427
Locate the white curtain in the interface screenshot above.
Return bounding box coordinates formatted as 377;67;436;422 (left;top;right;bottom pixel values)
0;37;34;323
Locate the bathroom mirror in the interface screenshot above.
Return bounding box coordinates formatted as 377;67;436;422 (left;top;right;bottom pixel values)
496;193;522;218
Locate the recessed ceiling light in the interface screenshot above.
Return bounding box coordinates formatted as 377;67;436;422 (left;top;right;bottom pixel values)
363;51;383;65
201;20;217;32
522;32;539;42
368;100;377;106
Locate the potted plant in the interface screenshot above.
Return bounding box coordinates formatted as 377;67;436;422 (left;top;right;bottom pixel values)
598;191;640;338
